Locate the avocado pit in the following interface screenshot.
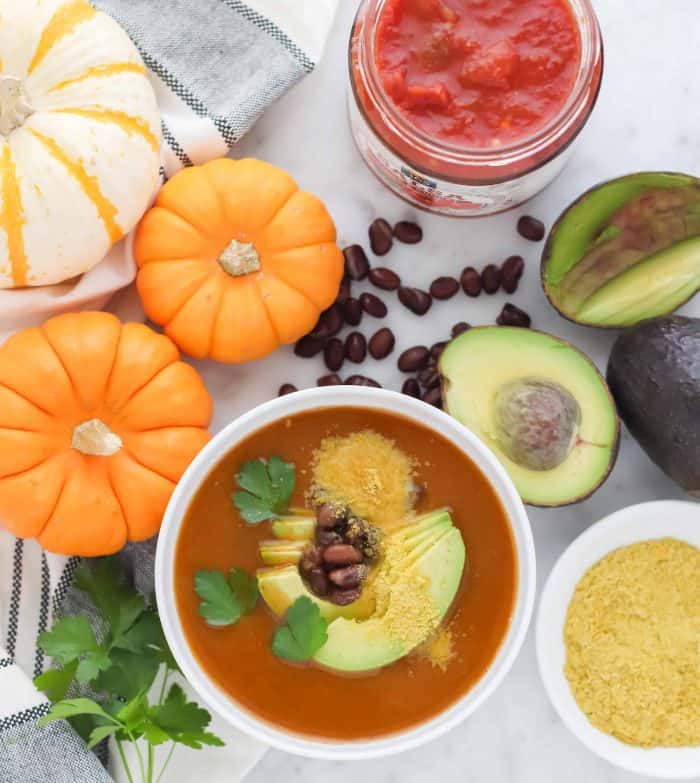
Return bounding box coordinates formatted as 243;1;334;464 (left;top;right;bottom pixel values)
494;379;581;471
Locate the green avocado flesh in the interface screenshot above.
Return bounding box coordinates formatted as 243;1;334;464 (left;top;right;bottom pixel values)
257;509;466;673
440;327;619;507
543;172;700;327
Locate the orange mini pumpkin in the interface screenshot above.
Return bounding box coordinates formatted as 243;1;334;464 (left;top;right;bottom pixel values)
134;158;344;363
0;312;212;556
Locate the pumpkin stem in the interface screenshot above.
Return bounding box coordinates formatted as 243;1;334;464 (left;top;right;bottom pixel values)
72;419;123;457
218;239;261;276
0;77;33;136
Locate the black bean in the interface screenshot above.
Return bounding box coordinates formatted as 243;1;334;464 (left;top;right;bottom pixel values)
497;303;532;328
422;386;443;408
368;328;395;359
451;322;471;338
402;378;421;398
294;336;324;358
460;266;481;297
316;529;343;547
336;275;351;305
300;545;323;574
344;332;367;363
481;264;501;294
517;215;545;242
418;365;441;390
393;220;423;244
430;341;447;360
323;338;344;372
307;568;330;597
501;255;525;294
359;292;388;318
369;267;401;291
343;245;370;280
345;374;381;388
317;503;344;528
329;587;361;606
323;544;363;565
317;373;342;387
398;346;430;372
310;303;343;338
369;218;394;255
398;286;432;315
429;276;459;300
328;565;368;589
342;297;363;326
278;383;297;396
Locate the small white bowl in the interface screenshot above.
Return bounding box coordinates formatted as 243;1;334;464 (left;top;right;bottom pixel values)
536;500;700;780
156;386;536;760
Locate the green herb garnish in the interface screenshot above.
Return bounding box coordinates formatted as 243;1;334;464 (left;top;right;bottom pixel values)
271;596;328;662
232;456;295;524
34;557;223;783
194;568;259;627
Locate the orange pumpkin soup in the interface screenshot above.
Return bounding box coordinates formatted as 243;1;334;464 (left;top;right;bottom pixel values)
174;406;516;740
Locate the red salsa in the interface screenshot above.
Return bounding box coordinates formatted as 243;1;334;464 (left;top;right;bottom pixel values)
375;0;582;149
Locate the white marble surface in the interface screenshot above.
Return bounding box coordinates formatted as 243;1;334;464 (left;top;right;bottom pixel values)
118;2;700;781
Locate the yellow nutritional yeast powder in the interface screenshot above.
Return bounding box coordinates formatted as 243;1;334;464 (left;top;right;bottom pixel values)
310;430;415;527
564;537;700;748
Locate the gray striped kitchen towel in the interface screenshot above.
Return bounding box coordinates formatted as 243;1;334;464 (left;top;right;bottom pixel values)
0;0;338;781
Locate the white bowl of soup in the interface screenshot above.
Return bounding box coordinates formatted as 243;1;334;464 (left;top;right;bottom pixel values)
155;386;536;759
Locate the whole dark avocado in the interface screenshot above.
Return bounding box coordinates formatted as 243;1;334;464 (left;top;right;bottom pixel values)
607;316;700;496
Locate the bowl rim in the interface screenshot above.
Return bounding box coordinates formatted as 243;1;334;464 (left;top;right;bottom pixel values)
155;386;536;760
536;499;700;779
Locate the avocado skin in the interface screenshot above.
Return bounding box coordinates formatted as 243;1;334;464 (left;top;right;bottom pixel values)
607;316;700;496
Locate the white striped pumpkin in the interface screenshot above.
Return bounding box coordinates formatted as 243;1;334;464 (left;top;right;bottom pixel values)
0;0;161;288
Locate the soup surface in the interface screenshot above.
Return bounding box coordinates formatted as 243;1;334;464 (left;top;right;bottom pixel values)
175;406;517;740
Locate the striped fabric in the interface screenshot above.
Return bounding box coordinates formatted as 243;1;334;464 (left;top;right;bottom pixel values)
0;0;337;780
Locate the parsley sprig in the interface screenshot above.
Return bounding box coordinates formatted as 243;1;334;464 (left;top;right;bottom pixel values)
232;456;295;523
194;568;259;627
272;597;328;662
35;558;223;783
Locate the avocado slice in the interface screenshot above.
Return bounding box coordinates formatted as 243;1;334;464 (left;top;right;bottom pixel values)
542;172;700;327
440;327;619;507
257;565;376;621
259;540;305;566
607;316;700;497
271;516;315;541
258;509;466;672
314;528;464;672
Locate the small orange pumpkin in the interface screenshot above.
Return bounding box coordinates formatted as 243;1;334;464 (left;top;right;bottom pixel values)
0;312;212;556
134;158;344;363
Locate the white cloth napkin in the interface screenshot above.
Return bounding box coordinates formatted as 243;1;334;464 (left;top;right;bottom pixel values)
0;1;338;781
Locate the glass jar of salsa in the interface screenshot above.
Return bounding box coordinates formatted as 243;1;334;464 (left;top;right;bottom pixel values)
349;0;603;216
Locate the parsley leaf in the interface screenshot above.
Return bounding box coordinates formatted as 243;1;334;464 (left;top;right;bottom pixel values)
194;568;258;627
33;662;78;702
37;698;118;727
38;616;100;665
271;596;328;662
73;560;145;641
232;456;295;523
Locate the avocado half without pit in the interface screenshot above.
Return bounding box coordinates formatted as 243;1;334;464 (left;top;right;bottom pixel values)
440;327;620;507
541;172;700;327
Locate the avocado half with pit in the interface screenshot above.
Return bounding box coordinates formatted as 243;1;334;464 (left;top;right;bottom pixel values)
440;327;619;507
258;509;466;672
542;172;700;327
607;316;700;497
